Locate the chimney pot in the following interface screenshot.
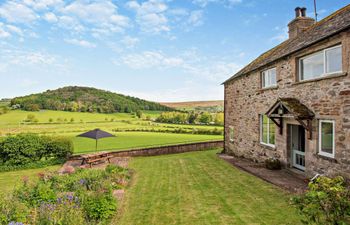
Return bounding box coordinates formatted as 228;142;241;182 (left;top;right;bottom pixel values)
295;7;301;18
288;7;315;39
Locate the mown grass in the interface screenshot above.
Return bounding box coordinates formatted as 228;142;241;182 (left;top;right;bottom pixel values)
73;132;222;154
0;110;223;154
0;165;60;193
116;149;301;225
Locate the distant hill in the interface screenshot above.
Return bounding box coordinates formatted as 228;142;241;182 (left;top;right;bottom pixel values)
161;100;224;112
11;86;173;113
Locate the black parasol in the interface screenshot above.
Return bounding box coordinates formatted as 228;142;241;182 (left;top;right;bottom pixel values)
77;129;115;152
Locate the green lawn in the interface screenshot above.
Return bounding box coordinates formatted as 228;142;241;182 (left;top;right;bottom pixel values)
116;150;301;225
73;132;222;154
0;165;60;193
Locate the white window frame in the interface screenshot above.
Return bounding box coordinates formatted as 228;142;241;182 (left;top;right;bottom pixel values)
318;120;335;158
261;67;277;88
229;126;234;142
299;45;342;81
260;115;275;148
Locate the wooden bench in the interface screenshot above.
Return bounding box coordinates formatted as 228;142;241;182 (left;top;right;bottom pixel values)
81;152;113;168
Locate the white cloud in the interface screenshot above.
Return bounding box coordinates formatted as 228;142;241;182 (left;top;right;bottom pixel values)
126;0;170;34
187;10;204;27
64;38;96;48
193;0;242;8
117;49;242;83
121;36;139;48
0;1;38;23
59;0;130;34
119;51;184;69
6;24;23;36
0;28;11;38
43;12;58;22
0;47;69;73
270;27;288;42
23;0;64;11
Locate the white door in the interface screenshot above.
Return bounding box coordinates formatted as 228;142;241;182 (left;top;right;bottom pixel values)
291;125;306;171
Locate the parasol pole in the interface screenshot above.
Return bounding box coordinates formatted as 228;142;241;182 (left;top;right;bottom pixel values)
95;139;98;152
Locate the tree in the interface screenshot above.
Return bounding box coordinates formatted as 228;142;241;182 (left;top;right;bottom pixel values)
293;176;350;225
136;110;143;119
198;112;212;124
214;113;224;126
49;118;53;123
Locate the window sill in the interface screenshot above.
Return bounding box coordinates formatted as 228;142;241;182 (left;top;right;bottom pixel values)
316;153;337;163
259;85;278;92
259;142;276;150
293;72;347;86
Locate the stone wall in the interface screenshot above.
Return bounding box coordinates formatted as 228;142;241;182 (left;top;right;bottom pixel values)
224;30;350;178
71;140;223;159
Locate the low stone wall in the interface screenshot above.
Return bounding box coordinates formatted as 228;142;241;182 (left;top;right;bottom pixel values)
71;140;223;160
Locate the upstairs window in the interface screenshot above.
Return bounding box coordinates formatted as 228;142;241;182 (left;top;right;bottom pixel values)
261;68;277;88
260;115;275;147
319;120;335;158
299;45;342;81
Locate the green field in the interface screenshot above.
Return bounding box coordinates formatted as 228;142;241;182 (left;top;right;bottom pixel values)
74;132;222;154
116;150;301;225
0;165;60;193
0;110;223;153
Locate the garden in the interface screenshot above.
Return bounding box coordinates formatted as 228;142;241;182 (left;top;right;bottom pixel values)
0;164;131;225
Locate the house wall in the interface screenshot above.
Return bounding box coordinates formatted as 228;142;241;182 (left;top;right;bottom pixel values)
224;30;350;178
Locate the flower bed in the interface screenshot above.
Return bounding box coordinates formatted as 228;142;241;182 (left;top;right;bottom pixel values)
0;164;131;225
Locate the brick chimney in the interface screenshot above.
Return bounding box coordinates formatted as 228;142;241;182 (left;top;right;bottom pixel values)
288;7;315;39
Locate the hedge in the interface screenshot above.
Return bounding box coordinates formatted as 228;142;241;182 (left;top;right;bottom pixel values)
0;133;73;167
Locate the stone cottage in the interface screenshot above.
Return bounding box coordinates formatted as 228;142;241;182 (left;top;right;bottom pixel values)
223;5;350;178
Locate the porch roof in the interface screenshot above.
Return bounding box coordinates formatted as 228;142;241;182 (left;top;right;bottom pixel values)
266;98;315;120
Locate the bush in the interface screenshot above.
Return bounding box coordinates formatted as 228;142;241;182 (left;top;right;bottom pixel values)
0;194;29;225
43;136;73;160
0;134;73;168
265;158;281;170
292;176;350;225
35;195;85;225
82;191;117;221
0;133;46;165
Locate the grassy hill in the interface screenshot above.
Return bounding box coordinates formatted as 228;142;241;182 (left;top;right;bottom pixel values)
161;100;224;112
10;86;173;113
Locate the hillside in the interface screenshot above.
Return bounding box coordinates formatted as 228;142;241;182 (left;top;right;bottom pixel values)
11;86;172;113
161;100;224;112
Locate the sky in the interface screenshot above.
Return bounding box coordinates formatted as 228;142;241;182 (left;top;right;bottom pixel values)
0;0;348;102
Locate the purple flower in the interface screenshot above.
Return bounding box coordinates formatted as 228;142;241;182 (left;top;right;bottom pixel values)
79;179;86;185
8;222;24;225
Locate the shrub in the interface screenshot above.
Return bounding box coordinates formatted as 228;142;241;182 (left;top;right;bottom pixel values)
35;195;85;225
0;133;46;165
0;134;73;168
82;191;117;221
0;194;29;225
292;176;350;225
265;158;281;170
15;181;57;206
43;136;73;160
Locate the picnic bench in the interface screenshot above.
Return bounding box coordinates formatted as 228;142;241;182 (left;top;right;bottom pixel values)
81;151;114;168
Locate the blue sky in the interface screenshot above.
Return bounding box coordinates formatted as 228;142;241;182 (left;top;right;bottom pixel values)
0;0;348;102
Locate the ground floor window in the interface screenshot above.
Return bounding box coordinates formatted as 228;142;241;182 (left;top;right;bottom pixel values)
319;120;335;158
229;126;234;142
260;115;275;147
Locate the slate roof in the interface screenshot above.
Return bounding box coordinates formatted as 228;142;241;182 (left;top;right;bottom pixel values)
266;98;315;120
223;4;350;84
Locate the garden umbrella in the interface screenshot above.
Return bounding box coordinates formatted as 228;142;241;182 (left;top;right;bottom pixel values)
77;129;115;152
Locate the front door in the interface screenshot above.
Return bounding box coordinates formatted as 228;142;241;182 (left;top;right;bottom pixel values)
291;125;305;171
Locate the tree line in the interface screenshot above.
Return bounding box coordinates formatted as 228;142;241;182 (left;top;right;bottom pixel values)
155;111;224;126
10;86;173;113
